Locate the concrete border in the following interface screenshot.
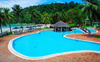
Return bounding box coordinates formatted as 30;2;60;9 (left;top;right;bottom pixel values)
63;29;99;43
8;29;100;60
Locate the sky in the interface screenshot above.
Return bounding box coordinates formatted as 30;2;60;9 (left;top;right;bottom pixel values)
0;0;83;9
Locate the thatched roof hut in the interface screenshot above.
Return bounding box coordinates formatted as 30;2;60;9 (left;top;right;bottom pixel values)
53;21;70;32
53;21;70;27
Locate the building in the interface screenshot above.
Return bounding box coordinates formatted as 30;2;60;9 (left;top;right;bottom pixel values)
52;21;70;32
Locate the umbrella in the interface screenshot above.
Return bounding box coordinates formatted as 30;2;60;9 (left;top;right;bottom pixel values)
13;27;19;29
37;25;42;27
20;27;24;28
13;27;20;31
37;25;43;29
26;26;30;28
26;26;33;28
29;26;33;28
33;25;37;27
33;25;37;29
20;26;24;30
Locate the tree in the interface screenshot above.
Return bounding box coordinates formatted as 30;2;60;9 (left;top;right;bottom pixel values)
0;8;6;34
52;12;61;23
12;4;22;27
41;12;52;27
81;0;100;26
60;10;67;22
66;9;74;23
27;7;41;24
3;8;12;32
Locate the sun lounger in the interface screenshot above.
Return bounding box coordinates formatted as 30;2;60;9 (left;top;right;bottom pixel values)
3;31;8;35
24;29;29;33
12;31;15;34
28;28;34;32
28;29;33;32
0;33;2;36
15;31;20;35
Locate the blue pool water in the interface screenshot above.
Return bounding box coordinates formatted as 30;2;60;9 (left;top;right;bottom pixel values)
1;24;34;29
13;29;100;57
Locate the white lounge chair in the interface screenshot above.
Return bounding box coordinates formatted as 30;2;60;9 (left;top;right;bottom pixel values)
15;31;20;35
0;33;2;36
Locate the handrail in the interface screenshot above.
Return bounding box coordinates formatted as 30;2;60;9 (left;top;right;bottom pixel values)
70;26;91;34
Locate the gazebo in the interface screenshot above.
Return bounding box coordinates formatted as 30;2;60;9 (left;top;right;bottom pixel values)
52;20;70;32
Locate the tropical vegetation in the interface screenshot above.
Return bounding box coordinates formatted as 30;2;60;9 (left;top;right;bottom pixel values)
0;0;100;34
95;35;100;39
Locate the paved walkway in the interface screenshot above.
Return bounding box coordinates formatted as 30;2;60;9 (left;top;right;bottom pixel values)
66;28;100;43
0;28;100;62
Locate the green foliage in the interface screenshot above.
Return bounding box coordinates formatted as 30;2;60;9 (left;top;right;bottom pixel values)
84;26;94;28
26;7;41;24
95;35;100;39
41;12;53;24
0;32;12;38
29;2;79;13
8;2;79;24
81;0;100;26
1;1;100;27
51;12;61;23
0;8;7;34
3;8;13;32
96;26;99;28
68;23;76;26
12;4;22;23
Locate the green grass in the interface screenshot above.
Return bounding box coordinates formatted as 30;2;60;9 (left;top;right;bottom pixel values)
68;23;94;28
95;35;100;39
0;32;12;38
35;27;50;30
44;27;50;29
68;23;76;26
84;26;94;28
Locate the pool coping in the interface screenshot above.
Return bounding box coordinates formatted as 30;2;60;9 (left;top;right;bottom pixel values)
8;29;100;60
63;29;99;44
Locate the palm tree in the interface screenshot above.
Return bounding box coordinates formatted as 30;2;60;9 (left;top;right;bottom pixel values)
27;7;36;24
41;12;52;27
82;0;100;26
0;8;6;34
12;4;22;29
3;8;12;32
52;12;60;23
20;12;24;30
27;7;41;24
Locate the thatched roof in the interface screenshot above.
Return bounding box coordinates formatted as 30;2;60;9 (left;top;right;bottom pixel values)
53;21;70;27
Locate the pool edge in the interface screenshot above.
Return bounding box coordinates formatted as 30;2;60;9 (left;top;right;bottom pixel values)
8;29;100;60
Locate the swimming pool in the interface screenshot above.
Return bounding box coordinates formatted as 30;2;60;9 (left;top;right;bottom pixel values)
8;29;100;60
1;24;34;29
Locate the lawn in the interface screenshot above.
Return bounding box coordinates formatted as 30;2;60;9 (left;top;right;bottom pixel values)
95;35;100;39
0;32;12;38
68;23;76;26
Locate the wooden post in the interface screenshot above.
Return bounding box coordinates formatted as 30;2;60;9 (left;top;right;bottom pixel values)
66;27;67;31
61;27;62;32
55;27;56;32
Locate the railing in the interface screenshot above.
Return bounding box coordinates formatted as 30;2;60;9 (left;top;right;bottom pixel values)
80;27;91;34
70;26;91;34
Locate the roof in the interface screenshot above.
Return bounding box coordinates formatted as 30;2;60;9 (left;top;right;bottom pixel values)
53;21;70;27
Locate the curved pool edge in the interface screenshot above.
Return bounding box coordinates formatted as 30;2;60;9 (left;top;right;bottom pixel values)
8;42;100;60
8;29;100;60
63;29;99;44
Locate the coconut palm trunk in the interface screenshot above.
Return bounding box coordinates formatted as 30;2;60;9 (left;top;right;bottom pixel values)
85;21;86;26
97;20;100;27
90;20;93;26
0;25;3;34
21;20;23;30
9;23;12;32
